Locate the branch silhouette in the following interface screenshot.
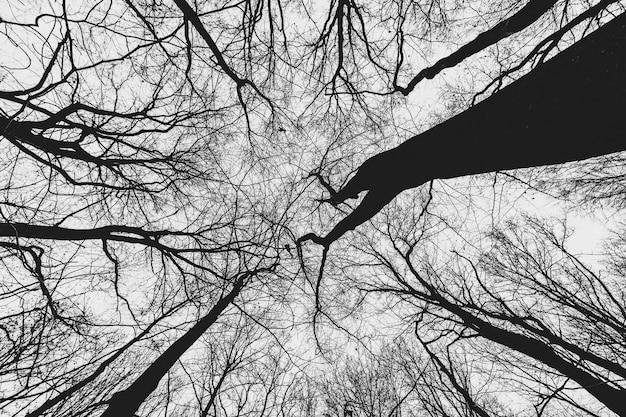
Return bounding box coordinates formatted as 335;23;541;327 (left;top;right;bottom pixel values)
395;0;558;95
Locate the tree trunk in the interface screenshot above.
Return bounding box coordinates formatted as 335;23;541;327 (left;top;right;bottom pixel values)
448;306;626;414
100;273;247;417
320;12;626;246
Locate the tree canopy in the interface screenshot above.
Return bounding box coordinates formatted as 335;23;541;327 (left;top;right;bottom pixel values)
1;1;625;416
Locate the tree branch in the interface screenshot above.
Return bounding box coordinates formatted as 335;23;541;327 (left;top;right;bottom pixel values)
396;0;558;95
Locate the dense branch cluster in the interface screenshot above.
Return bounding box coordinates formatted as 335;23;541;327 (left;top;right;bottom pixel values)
1;1;625;416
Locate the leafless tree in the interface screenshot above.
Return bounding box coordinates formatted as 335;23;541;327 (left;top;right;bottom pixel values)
2;0;626;416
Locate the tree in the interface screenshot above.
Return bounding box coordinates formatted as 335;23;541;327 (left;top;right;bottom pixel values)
1;0;625;416
333;213;626;415
1;1;288;415
299;5;626;247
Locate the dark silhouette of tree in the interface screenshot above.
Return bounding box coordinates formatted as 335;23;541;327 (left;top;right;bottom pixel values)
2;0;626;416
301;9;626;248
1;1;288;415
100;267;274;417
334;213;626;415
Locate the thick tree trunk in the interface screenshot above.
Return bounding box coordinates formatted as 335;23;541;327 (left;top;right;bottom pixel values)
318;11;626;246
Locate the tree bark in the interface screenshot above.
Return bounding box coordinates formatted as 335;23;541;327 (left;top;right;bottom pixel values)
318;11;626;246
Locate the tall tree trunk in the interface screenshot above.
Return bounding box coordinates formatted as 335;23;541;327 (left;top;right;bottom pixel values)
437;298;626;415
100;273;248;417
317;11;626;246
